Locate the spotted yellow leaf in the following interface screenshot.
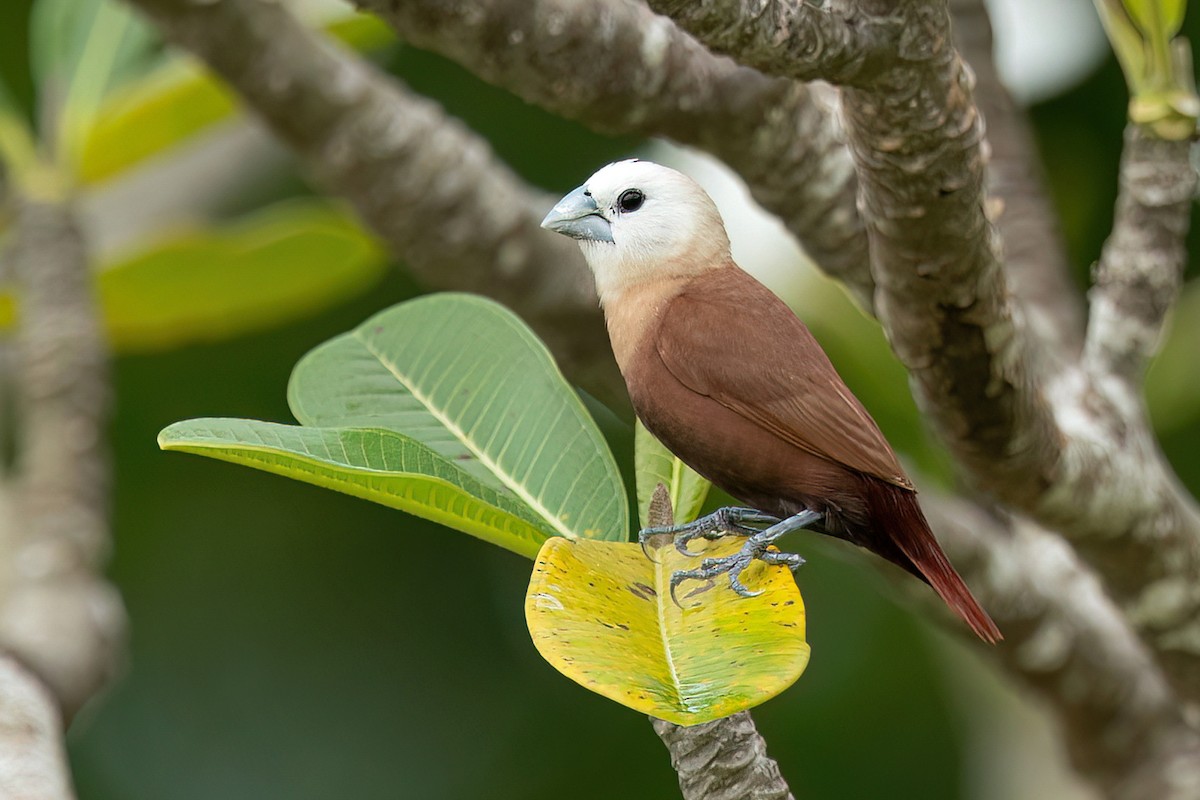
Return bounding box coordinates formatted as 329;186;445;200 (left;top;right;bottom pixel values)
526;537;809;726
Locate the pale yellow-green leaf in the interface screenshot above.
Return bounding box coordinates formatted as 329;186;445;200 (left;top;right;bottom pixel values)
526;537;810;726
77;13;394;184
159;418;557;559
95;200;386;352
634;420;710;528
77;59;236;184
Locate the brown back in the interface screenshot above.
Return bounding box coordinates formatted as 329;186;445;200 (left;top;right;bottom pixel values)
653;265;914;491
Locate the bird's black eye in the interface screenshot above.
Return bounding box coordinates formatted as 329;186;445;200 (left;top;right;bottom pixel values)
617;188;645;213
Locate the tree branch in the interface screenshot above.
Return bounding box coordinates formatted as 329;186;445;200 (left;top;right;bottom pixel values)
950;0;1085;354
641;0;897;88
0;655;76;800
925;494;1200;799
1085;129;1193;382
351;0;875;309
0;193;124;720
651;713;794;800
646;485;794;800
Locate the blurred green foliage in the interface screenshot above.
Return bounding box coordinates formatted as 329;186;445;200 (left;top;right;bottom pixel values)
0;0;1189;797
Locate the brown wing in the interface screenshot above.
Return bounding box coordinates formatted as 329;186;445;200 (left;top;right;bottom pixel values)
654;266;914;490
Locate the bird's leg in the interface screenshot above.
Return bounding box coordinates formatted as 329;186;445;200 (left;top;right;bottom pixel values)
668;509;823;606
637;506;781;559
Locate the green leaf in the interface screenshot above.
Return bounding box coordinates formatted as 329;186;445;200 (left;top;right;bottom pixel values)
95;200;387;352
287;294;629;542
31;0;159;173
159;419;556;558
526;536;810;725
77;12;394;185
1095;0;1149;89
1161;0;1188;35
1124;0;1164;33
634;420;710;529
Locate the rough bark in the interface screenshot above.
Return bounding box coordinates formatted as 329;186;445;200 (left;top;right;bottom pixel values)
351;0;875;309
0;189;122;797
950;0;1085;354
642;0;898;88
1;197;124;719
926;494;1200;799
652;713;795;800
0;655;76;800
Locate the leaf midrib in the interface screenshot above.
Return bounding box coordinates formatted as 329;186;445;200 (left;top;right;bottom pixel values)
653;556;686;709
353;330;578;540
163;426;548;518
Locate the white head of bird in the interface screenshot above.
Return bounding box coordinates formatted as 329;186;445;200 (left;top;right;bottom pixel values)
541;160;732;305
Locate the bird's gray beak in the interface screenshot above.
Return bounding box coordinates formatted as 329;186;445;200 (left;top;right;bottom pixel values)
540;185;614;243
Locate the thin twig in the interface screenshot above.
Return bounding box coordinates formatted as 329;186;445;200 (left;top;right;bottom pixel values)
1085;129;1194;382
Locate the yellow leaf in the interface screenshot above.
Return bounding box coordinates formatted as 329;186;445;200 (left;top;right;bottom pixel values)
526;537;810;726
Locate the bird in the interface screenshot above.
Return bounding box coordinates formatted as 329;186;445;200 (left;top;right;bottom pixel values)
540;159;1001;643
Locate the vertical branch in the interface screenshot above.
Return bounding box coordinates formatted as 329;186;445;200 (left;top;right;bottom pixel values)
0;655;76;800
1085;129;1194;382
950;0;1085;354
646;484;795;800
0;193;124;719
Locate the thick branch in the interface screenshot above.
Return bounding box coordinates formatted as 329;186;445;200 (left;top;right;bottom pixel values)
0;655;76;800
651;713;794;800
926;495;1200;799
950;0;1085;354
126;0;623;401
646;485;794;800
642;0;897;88
0;195;124;719
352;0;874;309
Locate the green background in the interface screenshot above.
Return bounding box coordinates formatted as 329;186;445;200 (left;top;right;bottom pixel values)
0;2;1195;797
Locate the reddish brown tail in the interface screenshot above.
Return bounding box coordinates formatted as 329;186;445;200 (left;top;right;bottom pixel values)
865;480;1002;644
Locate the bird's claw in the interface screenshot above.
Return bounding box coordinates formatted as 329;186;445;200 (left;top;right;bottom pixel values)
668;538;806;607
636;507;781;562
674;527;732;557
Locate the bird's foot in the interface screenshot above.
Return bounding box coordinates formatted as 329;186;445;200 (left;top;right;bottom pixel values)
666;510;822;606
637;506;781;559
